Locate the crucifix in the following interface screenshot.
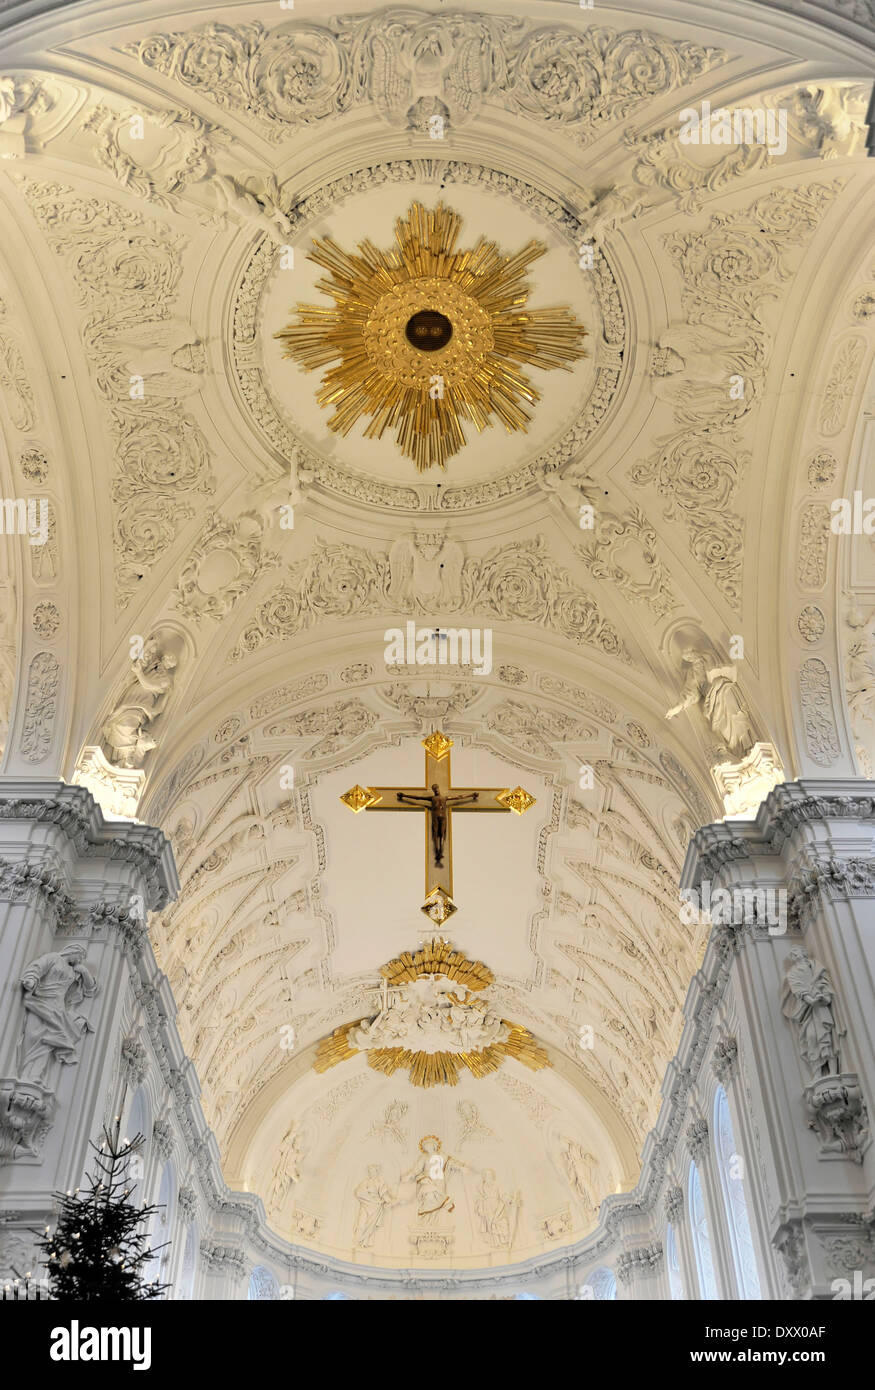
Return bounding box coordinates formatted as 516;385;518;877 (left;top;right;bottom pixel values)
340;730;535;923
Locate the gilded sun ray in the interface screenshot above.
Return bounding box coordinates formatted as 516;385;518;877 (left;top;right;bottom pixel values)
275;201;588;472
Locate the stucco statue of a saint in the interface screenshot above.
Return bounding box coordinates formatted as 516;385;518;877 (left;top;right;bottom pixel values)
102;637;177;768
475;1169;518;1248
666;646;754;757
17;944;98;1087
402;1135;467;1224
781;948;843;1080
353;1164;397;1249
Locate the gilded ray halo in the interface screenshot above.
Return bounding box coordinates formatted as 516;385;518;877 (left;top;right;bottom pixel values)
275;202;588;472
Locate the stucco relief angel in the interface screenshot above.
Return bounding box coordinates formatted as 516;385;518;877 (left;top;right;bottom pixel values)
252;447;314;533
537;463;598;522
211;171;292;239
387;534;464;611
650;324;753;428
105;316;205;399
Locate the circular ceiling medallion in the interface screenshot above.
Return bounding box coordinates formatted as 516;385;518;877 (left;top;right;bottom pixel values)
229;160;628;510
274;202;587;472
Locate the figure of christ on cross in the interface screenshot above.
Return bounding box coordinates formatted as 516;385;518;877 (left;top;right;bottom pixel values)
395;784;479;869
341;731;535;913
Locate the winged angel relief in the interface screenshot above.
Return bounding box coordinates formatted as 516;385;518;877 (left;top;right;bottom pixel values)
386;533;464;610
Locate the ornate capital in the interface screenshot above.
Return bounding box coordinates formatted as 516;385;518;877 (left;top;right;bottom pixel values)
616;1242;664;1284
88;900;148;954
774;1221;811;1299
690;828;751;881
789;857;875;929
712;1036;739;1085
765;787;875;850
120;1034;148;1089
686;1117;709;1160
152;1117;174;1162
0;858;78;926
178;1184;199;1223
664;1184;684;1226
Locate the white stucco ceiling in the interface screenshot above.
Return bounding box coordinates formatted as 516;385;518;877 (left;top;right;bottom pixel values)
0;0;874;1266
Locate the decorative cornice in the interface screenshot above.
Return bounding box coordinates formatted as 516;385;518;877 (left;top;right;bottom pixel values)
683;782;875;889
0;783;178;910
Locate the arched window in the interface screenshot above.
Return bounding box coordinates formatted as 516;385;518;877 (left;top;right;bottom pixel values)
323;1290;353;1300
688;1162;718;1299
512;1292;541;1300
177;1222;198;1300
144;1160;175;1293
714;1086;762;1299
122;1087;150;1203
249;1266;280;1300
666;1223;685;1300
581;1266;616;1300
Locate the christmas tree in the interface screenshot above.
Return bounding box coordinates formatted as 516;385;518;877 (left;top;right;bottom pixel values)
34;1120;171;1300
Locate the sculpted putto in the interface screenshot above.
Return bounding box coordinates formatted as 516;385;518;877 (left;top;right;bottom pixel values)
537;464;598;522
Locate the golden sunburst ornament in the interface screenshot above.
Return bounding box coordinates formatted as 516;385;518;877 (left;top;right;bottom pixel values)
275;202;588;472
313;938;550;1089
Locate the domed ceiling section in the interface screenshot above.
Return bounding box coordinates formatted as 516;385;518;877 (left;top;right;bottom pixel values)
228;1057;629;1266
0;0;873;1268
246;177;607;487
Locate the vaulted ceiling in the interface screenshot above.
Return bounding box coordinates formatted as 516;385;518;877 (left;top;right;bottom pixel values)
0;0;873;1266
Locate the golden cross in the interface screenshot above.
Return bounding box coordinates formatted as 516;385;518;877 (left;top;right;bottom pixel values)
341;730;535;923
